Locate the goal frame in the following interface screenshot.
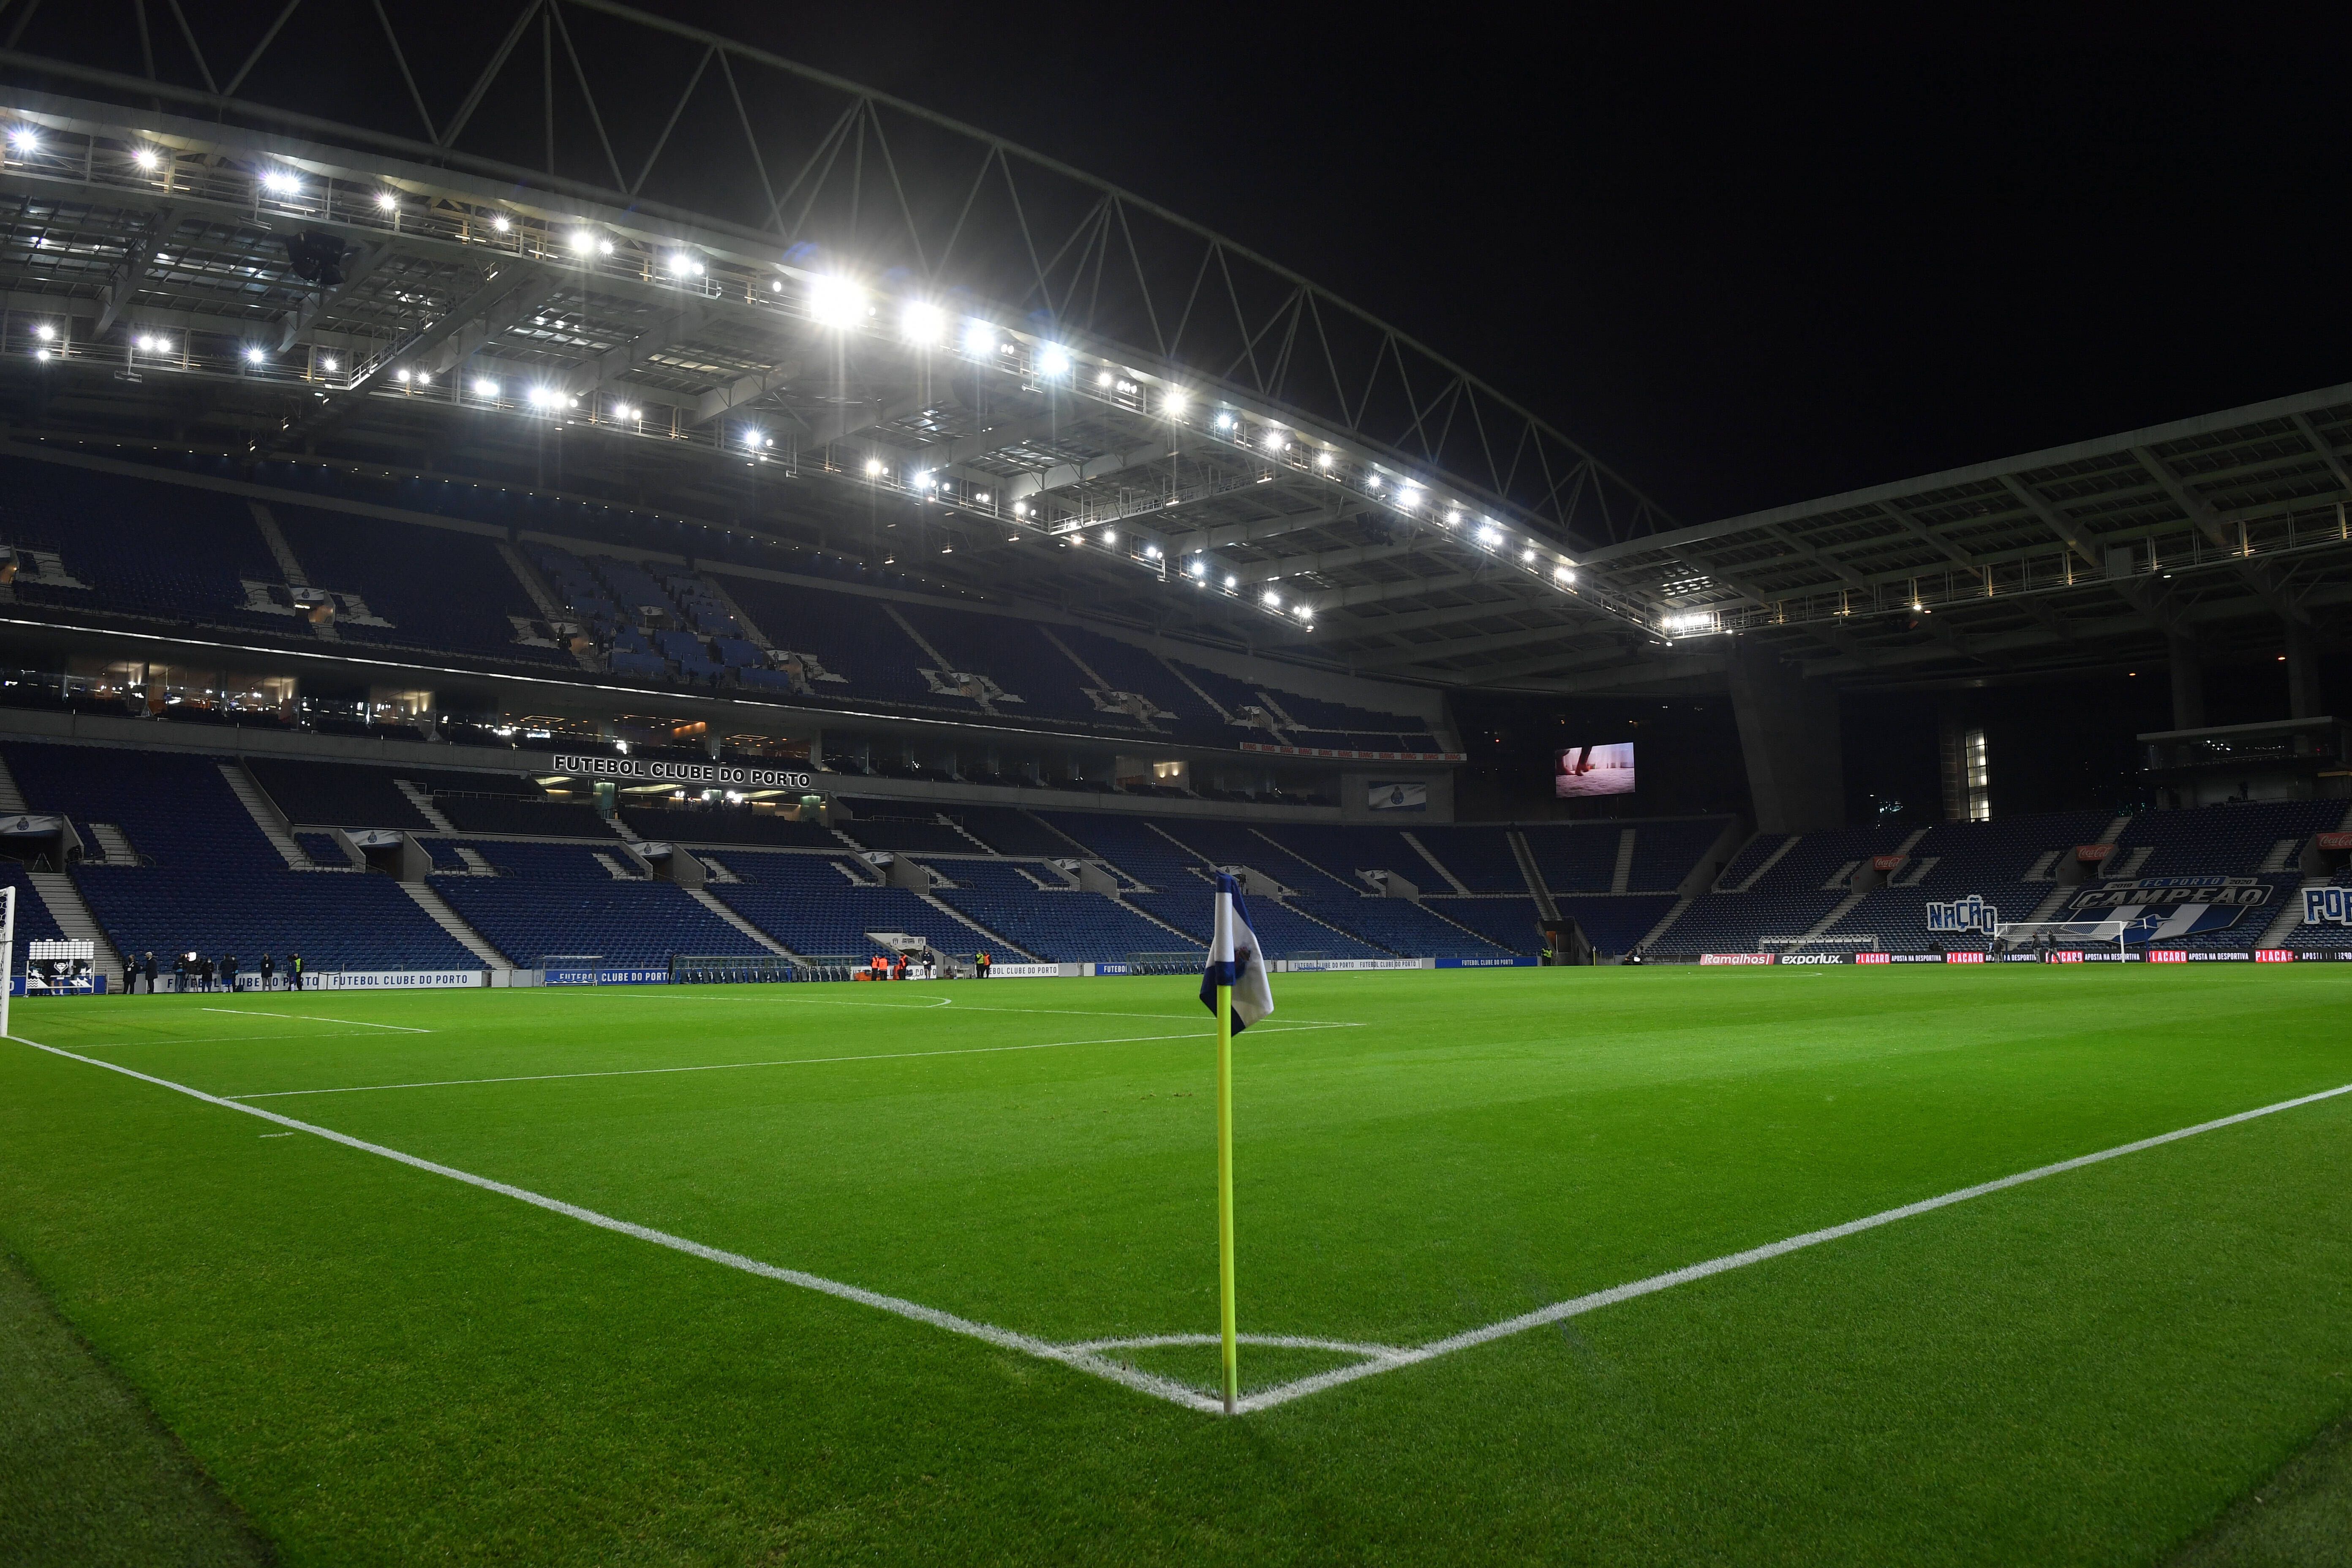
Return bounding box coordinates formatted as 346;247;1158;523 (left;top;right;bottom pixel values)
1993;920;2127;958
538;953;608;985
1759;933;1881;955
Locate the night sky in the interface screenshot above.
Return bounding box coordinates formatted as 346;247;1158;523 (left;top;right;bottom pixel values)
668;5;2351;526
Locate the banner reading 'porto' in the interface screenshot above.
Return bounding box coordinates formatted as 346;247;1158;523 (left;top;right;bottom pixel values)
2059;876;2272;945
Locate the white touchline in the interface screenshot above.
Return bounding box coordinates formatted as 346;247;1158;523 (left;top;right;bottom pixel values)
12;1029;2346;1419
225;1022;1356;1099
201;1008;433;1033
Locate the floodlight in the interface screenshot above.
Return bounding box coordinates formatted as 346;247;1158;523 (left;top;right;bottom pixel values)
975;490;991;505
744;427;763;448
320;356;338;372
491;215;511;232
1365;476;1380;490
1553;565;1575;585
33;348;47;360
865;458;885;476
473;377;499;396
1038;344;1072;376
135;335;155;351
1214;412;1234;430
395;368;411;384
900;301;946;344
570;228;597;251
618;404;639;420
597;240;613;255
1262;591;1282;610
1014;502;1029;517
1316;451;1332;469
261;168;299;194
1096;370;1114;388
1164;389;1188;415
243;346;265;364
33;323;53;341
375;190;397;210
1521;547;1536;563
1224;574;1238;588
1102;529;1119;544
1479;525;1503;546
810;276;861;326
1144;544;1162;559
1190;560;1206;577
154;338;172;353
770;279;784;293
527;387;553;408
415;373;431;386
962;317;995;354
1446;509;1462;526
132;147;159;171
6;127;38;153
1298;604;1314;621
1263;430;1285;451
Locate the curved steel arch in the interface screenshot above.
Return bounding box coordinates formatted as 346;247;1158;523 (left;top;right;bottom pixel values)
0;0;1671;551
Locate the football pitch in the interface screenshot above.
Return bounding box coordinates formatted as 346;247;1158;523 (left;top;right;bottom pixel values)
5;966;2351;1564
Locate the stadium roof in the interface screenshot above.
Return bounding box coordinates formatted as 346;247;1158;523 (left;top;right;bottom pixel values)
0;1;1674;688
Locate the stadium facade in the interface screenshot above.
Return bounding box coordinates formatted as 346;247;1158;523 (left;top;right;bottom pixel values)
0;6;2346;990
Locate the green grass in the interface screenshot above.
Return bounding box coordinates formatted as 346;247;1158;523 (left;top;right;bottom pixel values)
3;966;2350;1563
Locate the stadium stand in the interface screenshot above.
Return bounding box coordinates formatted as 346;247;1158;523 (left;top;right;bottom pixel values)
1423;896;1544;954
431;841;764;967
948;805;1085;858
704;852;1003;956
617;805;841;848
2112;800;2344;877
432;795;613;838
927;859;1192;962
244;756;437;830
0;858;68;970
1561;895;1684;955
1520;825;1622;894
1291;898;1508;958
1409;825;1533;893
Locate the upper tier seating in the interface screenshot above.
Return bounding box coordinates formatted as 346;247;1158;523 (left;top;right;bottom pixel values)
245;756;435;830
1521;825;1622;894
1422;896;1544;954
269;504;572;668
2115;800;2346;877
1628;818;1734;892
927;859;1195;962
617;806;841;848
949;805;1083;858
1150;819;1359;898
433;795;612;837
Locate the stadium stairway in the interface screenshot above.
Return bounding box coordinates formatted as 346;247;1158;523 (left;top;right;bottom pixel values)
1634;897;1693;953
395;780;458;832
683;887;795;956
1401;831;1472;893
1507;832;1560;918
400;882;512;969
220;762;316;868
24;868;125;988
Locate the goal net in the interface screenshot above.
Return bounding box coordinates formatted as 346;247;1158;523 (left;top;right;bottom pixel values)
539;953;607;985
1994;920;2126;956
1760;933;1881;955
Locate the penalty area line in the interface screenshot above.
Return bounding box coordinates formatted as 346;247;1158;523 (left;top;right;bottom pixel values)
5;1030;1229;1416
201;1007;433;1033
223;1023;1355;1099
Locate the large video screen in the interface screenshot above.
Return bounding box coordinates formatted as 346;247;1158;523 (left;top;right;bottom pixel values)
1554;742;1636;798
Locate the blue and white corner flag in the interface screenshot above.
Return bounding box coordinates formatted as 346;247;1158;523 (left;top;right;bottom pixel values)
1200;872;1275;1033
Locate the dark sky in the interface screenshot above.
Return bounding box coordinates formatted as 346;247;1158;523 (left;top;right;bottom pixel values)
659;5;2351;526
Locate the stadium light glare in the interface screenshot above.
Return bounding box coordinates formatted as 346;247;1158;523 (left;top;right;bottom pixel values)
1554;565;1576;585
1298;604;1314;621
473;377;499;397
1096;369;1114;388
1263;430;1285;451
261;168;301;195
243;346;265;364
598;240;613;255
975;490;991;505
6;127;35;154
1038;344;1072;376
1316;451;1333;470
395;368;411;384
33;323;53;341
900;301;947;344
33;348;47;360
1521;547;1537;563
809;276;861;326
1225;574;1239;589
319;356;338;372
1163;388;1188;415
1014;502;1029;517
569;228;597;251
1214;411;1234;430
132;147;159;171
375;190;397;210
961;317;995;354
135;335;155;351
491;215;511;232
1145;544;1162;559
1262;591;1282;610
1190;560;1206;578
416;373;430;387
865;458;885;476
1479;525;1503;546
1102;529;1119;544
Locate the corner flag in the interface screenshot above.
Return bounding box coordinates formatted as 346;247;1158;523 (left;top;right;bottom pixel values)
1200;871;1273;1414
1199;872;1275;1032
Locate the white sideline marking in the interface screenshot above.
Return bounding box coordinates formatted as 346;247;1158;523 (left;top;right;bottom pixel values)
224;1023;1357;1099
653;994;1321;1024
201;1008;433;1033
13;1029;2346;1418
7;1032;1228;1416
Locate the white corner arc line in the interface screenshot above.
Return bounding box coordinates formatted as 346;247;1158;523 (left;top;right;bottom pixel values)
201;1007;433;1033
12;1029;2347;1420
7;1032;1224;1416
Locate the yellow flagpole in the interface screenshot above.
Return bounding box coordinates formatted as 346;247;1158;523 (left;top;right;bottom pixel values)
1216;980;1238;1414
